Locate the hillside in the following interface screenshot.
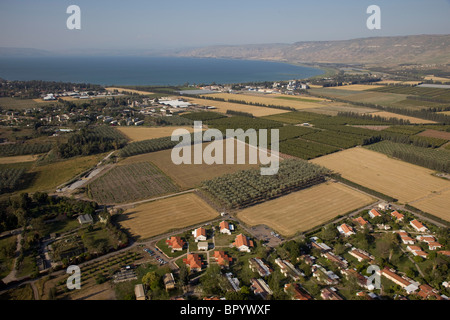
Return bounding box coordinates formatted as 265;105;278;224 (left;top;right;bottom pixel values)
172;34;450;66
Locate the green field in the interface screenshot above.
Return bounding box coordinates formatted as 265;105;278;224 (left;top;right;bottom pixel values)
88;161;179;204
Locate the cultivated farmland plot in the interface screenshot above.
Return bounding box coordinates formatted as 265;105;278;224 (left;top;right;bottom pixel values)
237;181;375;237
118;193;219;240
311;147;450;221
116;126;199;142
88;162;178;204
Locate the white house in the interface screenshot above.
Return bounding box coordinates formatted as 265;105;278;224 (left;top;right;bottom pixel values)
410;220;428;233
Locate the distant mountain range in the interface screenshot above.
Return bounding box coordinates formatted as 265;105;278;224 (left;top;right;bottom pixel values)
172;34;450;66
1;34;449;66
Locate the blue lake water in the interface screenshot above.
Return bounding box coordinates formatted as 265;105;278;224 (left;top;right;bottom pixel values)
0;56;324;86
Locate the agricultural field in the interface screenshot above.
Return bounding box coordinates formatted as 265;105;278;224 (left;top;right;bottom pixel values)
323;84;380;91
21;153;105;193
0;97;52;110
262;111;327;124
0;142;54;157
202;159;329;209
280;138;340;160
0;167;27;193
365;141;450;173
0;154;42;164
237;181;376;237
119;139;264;189
369;111;436;124
410;189;450;222
311;147;450;220
116;126;198;142
424;75;450;82
87;162;179;204
105;87;153;95
368;86;450;103
200;92;329;111
417;129;450;140
185;97;289;117
118;193;219;240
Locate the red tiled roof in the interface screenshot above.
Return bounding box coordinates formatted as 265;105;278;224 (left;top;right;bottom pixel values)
340;224;354;234
166;236;185;249
219;221;230;230
233;234;254;249
214;251;232;266
183;254;202;270
438;251;450;256
391;210;404;220
411;219;426;230
194;227;206;238
353;217;368;226
369;209;381;217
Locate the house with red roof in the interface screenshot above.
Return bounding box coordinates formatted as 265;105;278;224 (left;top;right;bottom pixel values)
410;219;428;232
213;251;232;267
233;234;254;252
183;254;203;272
165;236;185;252
368;209;381;219
337;223;355;237
284;283;312;300
192;227;207;242
353;216;369;228
391;210;404;221
406;245;428;259
428;242;443;250
219;221;233;235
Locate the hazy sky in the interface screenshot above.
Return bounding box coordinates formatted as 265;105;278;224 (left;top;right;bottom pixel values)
0;0;449;53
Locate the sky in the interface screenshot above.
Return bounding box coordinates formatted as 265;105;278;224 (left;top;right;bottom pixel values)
0;0;449;54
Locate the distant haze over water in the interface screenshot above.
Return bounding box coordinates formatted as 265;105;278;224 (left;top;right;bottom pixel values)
0;56;324;86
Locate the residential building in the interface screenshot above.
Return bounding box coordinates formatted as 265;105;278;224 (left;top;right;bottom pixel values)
342;269;369;289
353;216;369;228
410;219;428;232
250;278;272;299
249;258;272;277
416;235;436;243
192;227;207;242
348;247;375;263
299;254;316;266
337;224;355;237
416;284;443;300
310;238;332;252
321;287;343;300
407;245;429;259
225;273;240;292
378;202;391;210
183;254;202;272
391;210;404;221
379;267;419;293
321;252;349;269
284;283;312;300
233;234;254;252
428;242;443;250
166;237;185;251
369;209;381;219
197;242;209;251
312;264;339;285
219;221;233;235
214;251;232;267
275;258;304;281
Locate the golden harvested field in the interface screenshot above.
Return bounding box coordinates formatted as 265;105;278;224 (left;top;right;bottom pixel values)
120;139;266;189
324;84;380;91
105;87;153;95
410;189;450;222
439;111;450;116
119;193;218;239
185;97;288;117
369;111;436;124
0;154;42;164
116;126;199;142
311;148;450;219
237;182;375;237
197;93;329;111
424;75;450;82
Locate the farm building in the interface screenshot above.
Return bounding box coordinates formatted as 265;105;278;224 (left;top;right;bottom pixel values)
134;284;146;300
77;214;93;225
163;273;176;290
